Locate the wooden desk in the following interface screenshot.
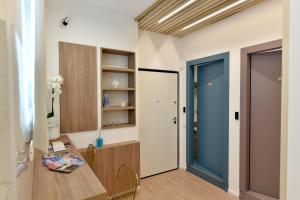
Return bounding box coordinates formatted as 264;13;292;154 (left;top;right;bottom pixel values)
32;135;107;200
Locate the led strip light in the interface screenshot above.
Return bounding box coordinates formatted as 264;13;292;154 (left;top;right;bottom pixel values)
182;0;248;31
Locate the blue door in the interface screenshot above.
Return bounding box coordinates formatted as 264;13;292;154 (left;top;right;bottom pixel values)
186;53;229;191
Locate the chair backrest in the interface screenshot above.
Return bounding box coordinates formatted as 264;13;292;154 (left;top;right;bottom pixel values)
85;144;96;168
109;165;139;200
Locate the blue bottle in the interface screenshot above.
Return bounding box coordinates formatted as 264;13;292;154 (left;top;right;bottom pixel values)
96;130;103;148
103;94;110;108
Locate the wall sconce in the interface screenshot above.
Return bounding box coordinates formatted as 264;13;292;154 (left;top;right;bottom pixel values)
60;17;71;28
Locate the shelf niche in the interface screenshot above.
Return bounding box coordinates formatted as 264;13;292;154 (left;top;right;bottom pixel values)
101;48;136;130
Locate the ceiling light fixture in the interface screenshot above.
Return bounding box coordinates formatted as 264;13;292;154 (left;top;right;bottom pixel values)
158;0;196;24
182;0;247;31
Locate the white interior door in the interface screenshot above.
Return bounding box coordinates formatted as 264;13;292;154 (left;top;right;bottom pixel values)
139;70;178;178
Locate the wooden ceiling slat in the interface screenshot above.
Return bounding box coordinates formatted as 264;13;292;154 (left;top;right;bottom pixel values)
139;0;185;29
150;0;221;33
142;0;188;31
136;0;264;37
174;12;240;37
135;0;165;21
158;0;226;33
163;0;236;35
165;0;238;35
177;0;264;36
175;0;264;37
138;0;176;27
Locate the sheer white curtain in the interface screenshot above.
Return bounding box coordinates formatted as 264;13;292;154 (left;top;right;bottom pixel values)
17;0;36;143
14;0;48;151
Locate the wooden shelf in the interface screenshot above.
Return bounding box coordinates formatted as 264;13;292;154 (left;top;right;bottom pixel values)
101;47;136;130
102;123;135;129
102;88;135;91
102;65;135;73
102;48;134;56
103;106;135;111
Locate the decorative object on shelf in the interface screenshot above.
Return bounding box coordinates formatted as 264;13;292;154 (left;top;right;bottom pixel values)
104;122;109;128
120;101;127;107
112;79;120;88
103;121;121;128
47;75;64;140
103;94;110;108
96;129;103;148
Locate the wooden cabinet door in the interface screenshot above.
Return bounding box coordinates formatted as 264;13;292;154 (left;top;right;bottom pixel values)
59;42;97;133
83;141;140;194
93;146;119;193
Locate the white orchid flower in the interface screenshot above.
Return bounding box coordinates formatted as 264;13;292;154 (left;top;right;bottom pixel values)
48;75;64;96
48;75;64;118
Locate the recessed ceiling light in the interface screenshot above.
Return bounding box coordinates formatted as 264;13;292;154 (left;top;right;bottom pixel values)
182;0;247;31
158;0;196;24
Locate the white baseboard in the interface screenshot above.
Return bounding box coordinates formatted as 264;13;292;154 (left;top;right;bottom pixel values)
228;189;239;198
179;165;187;170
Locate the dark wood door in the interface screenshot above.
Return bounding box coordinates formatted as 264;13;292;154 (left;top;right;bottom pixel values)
249;50;281;199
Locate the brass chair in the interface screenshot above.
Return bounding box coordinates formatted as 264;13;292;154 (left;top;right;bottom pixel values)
85;144;96;168
107;165;139;200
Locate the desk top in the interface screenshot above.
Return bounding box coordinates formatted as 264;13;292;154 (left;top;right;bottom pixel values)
32;135;107;200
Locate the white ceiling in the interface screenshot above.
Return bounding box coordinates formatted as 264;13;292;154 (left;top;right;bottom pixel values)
83;0;156;18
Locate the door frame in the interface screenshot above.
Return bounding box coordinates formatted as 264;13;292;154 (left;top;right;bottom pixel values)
138;68;180;175
240;39;282;200
186;52;229;191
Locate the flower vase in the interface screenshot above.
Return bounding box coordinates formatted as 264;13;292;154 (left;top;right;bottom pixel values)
48;116;60;140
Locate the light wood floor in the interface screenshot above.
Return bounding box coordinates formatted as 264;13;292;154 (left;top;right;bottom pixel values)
136;169;238;200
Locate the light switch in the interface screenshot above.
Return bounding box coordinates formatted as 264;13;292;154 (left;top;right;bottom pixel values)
235;112;239;120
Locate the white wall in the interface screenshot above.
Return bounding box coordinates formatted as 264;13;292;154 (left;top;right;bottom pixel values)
0;19;13;200
284;0;300;199
45;0;139;148
137;30;182;70
179;0;282;196
0;0;8;21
